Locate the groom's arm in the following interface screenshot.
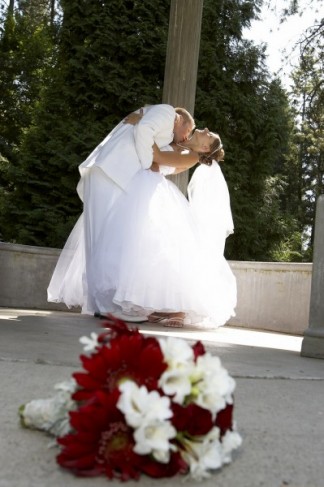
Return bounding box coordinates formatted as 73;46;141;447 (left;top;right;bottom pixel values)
133;104;175;169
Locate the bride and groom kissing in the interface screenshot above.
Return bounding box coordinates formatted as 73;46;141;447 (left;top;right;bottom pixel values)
48;104;236;328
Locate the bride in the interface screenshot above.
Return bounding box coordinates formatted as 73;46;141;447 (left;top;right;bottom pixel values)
48;124;236;328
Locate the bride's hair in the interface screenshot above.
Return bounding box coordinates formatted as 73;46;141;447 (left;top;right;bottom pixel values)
199;134;224;165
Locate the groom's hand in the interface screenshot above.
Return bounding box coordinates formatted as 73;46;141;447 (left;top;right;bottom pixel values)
150;162;160;172
123;108;144;125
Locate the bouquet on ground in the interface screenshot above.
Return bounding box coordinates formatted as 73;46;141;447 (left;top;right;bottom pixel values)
20;316;242;481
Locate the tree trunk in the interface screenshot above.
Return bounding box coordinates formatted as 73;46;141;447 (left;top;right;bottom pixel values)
50;0;55;26
8;0;15;15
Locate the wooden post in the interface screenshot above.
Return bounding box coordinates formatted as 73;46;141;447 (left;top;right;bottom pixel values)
162;0;204;194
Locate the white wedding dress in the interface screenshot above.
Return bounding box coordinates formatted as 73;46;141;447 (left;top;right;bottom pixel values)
48;153;236;328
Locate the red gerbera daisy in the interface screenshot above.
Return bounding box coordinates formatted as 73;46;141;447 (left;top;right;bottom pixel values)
72;317;167;403
57;389;188;480
57;389;144;480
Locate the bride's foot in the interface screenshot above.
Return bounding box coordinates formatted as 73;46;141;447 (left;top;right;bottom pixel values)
147;312;189;328
147;311;174;323
163;315;186;328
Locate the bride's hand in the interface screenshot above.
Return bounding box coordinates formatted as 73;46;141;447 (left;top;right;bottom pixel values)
123;108;143;125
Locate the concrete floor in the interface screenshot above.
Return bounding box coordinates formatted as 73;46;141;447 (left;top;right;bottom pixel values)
1;308;324;487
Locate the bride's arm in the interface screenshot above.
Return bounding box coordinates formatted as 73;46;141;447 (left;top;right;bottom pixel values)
124;112;199;172
172;165;197;175
152;144;199;169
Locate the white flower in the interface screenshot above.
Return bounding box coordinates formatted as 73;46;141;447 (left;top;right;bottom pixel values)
79;332;99;352
181;427;223;480
117;381;173;428
20;379;77;438
193;353;236;418
221;430;242;464
117;381;177;464
152;448;173;464
133;420;177;462
158;337;194;368
157;337;195;403
158;367;193;404
195;387;227;418
194;354;226;387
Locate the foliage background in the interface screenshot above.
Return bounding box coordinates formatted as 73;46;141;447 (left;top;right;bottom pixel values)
0;0;322;261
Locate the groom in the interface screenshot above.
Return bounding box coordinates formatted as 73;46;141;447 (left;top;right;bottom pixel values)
78;104;195;316
77;104;194;201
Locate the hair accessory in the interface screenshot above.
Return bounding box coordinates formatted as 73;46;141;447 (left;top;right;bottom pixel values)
209;141;223;157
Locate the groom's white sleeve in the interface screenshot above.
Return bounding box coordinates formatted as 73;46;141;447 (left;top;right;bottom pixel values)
133;104;175;169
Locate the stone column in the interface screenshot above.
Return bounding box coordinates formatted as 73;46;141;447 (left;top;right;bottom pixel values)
162;0;204;194
301;194;324;358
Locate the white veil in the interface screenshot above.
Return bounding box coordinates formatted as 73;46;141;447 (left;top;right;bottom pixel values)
187;161;234;256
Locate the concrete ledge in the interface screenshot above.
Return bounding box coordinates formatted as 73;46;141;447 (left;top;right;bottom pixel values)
229;261;312;335
0;242;76;312
0;243;312;335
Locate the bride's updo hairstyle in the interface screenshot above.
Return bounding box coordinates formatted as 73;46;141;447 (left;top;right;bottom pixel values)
199;134;224;166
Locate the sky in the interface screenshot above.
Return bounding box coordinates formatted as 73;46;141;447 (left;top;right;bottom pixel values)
243;0;323;88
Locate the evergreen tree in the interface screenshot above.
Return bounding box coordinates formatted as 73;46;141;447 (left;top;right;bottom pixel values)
1;0;171;246
195;0;298;261
0;0;303;263
0;0;58;241
289;21;324;257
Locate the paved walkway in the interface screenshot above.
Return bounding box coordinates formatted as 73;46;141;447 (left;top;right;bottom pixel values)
1;308;324;487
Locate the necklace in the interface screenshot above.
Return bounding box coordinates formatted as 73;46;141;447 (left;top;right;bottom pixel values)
176;143;190;150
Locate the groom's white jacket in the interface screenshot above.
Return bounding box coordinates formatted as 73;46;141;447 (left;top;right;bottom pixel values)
77;104;175;200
